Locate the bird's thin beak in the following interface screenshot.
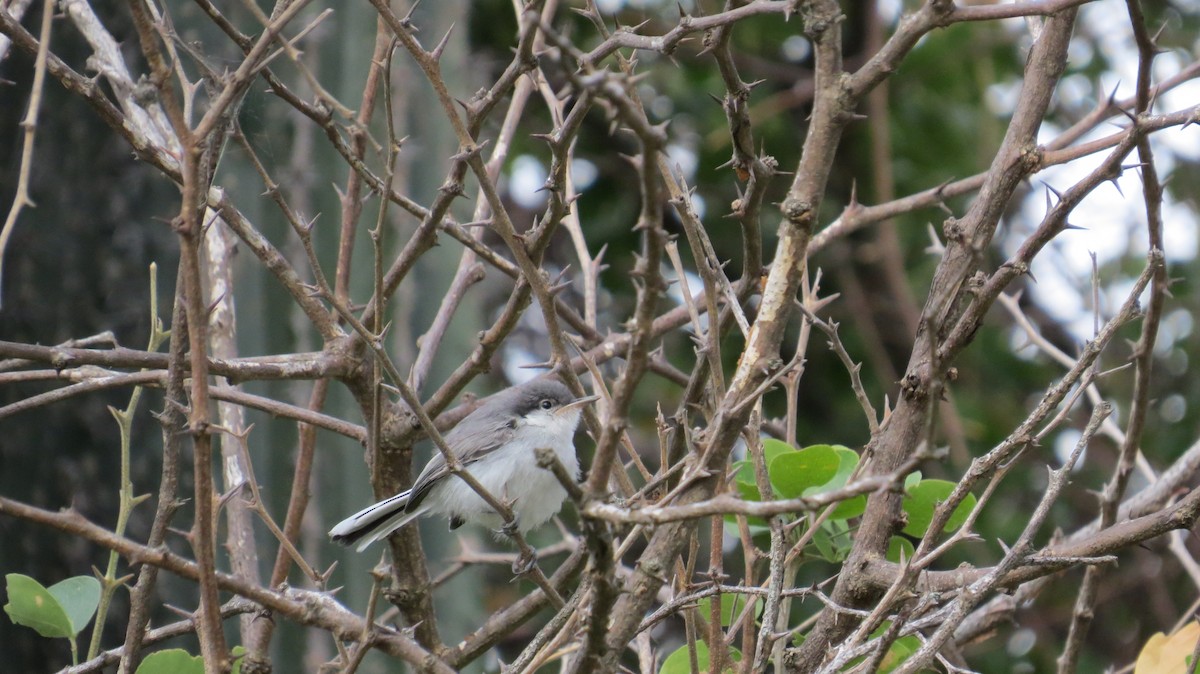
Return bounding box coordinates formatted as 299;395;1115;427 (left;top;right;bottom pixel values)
559;394;600;413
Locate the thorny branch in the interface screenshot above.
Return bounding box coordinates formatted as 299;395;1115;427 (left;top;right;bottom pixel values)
2;0;1200;672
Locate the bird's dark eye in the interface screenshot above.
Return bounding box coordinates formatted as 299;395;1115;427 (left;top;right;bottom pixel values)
539;399;554;410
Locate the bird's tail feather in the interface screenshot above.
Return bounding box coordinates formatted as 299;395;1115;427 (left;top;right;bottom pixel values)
328;491;428;551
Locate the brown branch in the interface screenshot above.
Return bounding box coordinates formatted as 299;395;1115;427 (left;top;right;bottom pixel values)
0;340;350;381
0;497;456;672
0;0;52;309
119;270;188;674
792;8;1081;668
1058;3;1171;670
68;599;258;674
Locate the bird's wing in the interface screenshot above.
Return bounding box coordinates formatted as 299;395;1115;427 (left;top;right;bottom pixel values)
405;414;517;512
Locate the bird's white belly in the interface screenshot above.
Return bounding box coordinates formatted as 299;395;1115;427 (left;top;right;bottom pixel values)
427;428;578;532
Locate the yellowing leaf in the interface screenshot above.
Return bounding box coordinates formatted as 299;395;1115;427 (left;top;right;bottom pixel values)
1135;621;1200;674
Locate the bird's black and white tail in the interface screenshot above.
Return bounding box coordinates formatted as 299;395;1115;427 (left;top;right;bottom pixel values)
329;490;429;551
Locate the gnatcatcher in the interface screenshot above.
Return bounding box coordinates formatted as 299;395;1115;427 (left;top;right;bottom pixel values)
329;379;596;551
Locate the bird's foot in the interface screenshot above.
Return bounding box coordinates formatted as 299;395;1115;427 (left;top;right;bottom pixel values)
499;518;520;538
511;551;537;575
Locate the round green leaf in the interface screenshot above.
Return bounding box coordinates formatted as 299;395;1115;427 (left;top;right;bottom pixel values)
886;537;915;564
231;645;246;674
862;623;922;673
878;634;921;673
809;523;839;562
660;641;741;674
3;573;74;639
769;444;840;499
135;649;205;674
901;479;977;538
761;438;796;465
733;460;763;501
47;576;101;636
698;593;763;627
727;460;770;528
808;446;866;520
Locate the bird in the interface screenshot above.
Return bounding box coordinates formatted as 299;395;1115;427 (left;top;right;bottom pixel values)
329;378;596;552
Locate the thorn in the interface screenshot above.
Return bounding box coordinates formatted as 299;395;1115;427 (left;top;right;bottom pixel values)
530;131;558;147
549;266;572;287
430;24;455;62
1062;222;1087;231
1104;81;1121;109
625;18;652;33
1107;175;1125;197
1147;82;1162;111
205;292;227;319
401;0;422;29
438;181;465;199
627;70;653;87
570;3;599;22
321;561;340;586
164;603;194;620
450;139;490;161
1041;180;1064;202
1151;20;1169;48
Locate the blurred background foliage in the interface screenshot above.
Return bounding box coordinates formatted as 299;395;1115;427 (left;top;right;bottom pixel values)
2;0;1199;672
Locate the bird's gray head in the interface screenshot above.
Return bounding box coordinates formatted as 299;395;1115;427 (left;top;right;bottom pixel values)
486;379;596;430
508;379;572;414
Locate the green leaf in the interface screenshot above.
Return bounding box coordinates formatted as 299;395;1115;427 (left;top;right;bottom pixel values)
886;537;915;564
135;649;205;674
826;518;854;560
4;574;74;639
807;446;866;520
761;438;796;465
901;479;977;538
809;523;839;562
659;641;742;674
728;460;769;528
47;576;101;636
231;645;246;674
846;623;922;673
878;634;921;673
733;460;763;501
698;593;764;627
769;444;840;499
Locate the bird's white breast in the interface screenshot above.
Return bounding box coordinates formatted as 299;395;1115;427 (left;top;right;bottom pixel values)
426;408;581;532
